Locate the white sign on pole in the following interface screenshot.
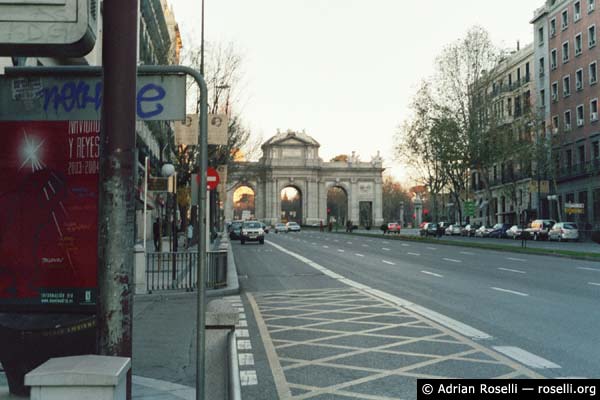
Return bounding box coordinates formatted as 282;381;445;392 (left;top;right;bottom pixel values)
174;115;198;146
208;113;228;145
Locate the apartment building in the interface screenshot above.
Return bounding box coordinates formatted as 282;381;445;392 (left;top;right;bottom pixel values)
533;0;600;228
472;44;537;226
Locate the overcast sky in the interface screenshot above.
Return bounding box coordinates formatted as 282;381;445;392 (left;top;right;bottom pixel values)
169;0;544;185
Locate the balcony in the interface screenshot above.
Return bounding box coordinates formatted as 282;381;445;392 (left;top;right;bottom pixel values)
557;159;600;181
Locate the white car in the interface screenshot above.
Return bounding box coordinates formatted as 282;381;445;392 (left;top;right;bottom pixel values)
286;222;301;232
240;221;265;245
548;222;579;242
274;223;288;233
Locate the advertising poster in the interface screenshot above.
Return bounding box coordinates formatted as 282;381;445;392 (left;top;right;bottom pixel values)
0;121;98;310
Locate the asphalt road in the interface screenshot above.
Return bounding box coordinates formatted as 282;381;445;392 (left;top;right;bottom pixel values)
232;231;600;398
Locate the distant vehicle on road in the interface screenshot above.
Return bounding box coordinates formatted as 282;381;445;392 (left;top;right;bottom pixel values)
548;222;579;242
228;220;243;240
286;221;301;232
506;225;525;239
386;222;401;234
240;221;265;245
474;225;493;237
274;223;288;233
488;223;511;239
525;219;556;241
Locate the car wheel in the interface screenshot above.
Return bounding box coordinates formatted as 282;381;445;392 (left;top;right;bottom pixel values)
241;239;245;245
259;238;264;244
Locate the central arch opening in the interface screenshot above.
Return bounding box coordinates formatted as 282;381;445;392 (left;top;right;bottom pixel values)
280;186;302;224
327;186;348;226
233;185;255;220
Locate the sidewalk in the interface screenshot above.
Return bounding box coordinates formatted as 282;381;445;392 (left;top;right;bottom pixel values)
0;236;240;400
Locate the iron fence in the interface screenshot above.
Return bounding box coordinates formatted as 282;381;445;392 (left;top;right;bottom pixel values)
146;249;227;293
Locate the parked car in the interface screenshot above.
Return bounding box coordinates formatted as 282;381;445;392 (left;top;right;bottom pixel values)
548;222;579;242
286;221;301;232
274;223;288;233
505;225;525;240
386;222;401;234
461;224;478;237
240;221;265;245
420;222;439;237
488;223;512;239
419;221;428;229
474;225;493;237
448;224;462;235
228;220;243;240
525;219;556;241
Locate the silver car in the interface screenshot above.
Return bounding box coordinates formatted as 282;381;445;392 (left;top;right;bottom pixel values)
548;222;579;242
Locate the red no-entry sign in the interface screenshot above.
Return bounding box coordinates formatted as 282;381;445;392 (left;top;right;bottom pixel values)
196;167;220;190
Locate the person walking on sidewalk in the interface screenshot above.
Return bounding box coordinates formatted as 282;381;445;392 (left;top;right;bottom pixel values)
153;218;160;251
186;223;194;249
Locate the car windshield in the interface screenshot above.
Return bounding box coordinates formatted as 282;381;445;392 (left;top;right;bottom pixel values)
243;222;261;229
563;223;577;229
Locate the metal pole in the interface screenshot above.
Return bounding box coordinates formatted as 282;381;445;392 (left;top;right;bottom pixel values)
143;157;149;250
97;0;138;399
200;0;205;76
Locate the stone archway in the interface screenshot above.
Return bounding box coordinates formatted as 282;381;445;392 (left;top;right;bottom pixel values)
280;186;302;224
326;185;348;225
232;185;255;220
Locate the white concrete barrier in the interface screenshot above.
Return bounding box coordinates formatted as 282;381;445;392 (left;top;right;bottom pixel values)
25;355;130;400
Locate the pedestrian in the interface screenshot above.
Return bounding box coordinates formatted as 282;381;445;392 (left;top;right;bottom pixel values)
319;220;324;232
153;218;160;251
328;221;333;232
187;223;194;249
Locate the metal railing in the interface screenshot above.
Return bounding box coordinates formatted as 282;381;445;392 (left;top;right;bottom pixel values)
146;249;228;293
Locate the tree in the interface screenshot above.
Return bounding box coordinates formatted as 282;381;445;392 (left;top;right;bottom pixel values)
382;176;413;225
330;154;349;162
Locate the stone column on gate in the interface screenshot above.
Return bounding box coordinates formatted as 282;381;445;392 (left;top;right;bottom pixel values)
373;177;383;226
350;178;359;223
225;186;234;221
414;193;423;226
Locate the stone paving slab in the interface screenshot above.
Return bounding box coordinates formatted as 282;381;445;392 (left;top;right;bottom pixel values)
248;287;542;400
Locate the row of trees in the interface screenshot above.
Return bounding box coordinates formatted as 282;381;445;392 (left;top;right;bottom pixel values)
396;26;551;225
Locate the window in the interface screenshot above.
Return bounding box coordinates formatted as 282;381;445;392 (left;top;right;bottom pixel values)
591;98;598;121
565;110;572;130
563;41;570;62
562;9;569;29
577;104;585;126
551;18;557;36
593;141;600;159
591;61;598;84
553;115;560;133
525;63;530;82
576;68;584;90
575;1;582;20
507;98;512;116
517;68;521;84
563;75;571;97
589;25;597;47
566;149;573;171
508;73;512;87
552;81;559;101
575;33;583;55
551;49;558;69
590;0;596;13
579;146;586;169
540;89;546;107
539;57;545;76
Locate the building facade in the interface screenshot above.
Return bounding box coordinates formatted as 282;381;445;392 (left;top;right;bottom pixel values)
533;0;600;228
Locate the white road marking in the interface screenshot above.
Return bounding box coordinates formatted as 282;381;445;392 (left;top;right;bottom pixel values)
498;267;526;274
266;241;492;340
401;243;410;247
407;252;421;256
382;247;391;251
493;346;561;369
323;245;329;249
236;320;248;328
239;370;258;386
347;242;353;244
337;249;345;253
355;253;364;257
443;258;462;263
427;247;437;250
491;287;529;297
238;353;255;366
421;270;443;278
578;267;600;272
239;313;246;320
460;251;475;255
237;340;252;350
589;282;600;287
383;241;389;244
334;240;339;242
507;257;527;262
235;329;249;338
312;243;317;245
362;244;369;247
382;260;395;265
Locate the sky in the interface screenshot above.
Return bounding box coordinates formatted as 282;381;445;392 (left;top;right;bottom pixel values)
168;0;544;186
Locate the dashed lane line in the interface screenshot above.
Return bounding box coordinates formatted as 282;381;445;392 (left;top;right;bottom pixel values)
443;258;462;263
506;257;527;262
427;247;437;250
239;370;258;386
421;270;443;278
493;346;561;369
578;267;600;272
382;260;395;265
355;253;364;257
407;252;421;256
460;251;475;255
382;247;391;251
491;287;529;297
323;245;329;249
337;249;345;253
401;243;410;247
589;282;600;287
498;268;526;274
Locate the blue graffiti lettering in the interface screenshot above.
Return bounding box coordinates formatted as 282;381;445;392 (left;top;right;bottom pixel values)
40;81;166;119
136;84;166;119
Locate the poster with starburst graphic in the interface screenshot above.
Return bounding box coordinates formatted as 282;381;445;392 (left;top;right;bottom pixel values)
0;121;99;311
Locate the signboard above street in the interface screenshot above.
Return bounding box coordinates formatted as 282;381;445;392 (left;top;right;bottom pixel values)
0;74;186;121
174;113;229;146
0;0;97;57
565;202;585;215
